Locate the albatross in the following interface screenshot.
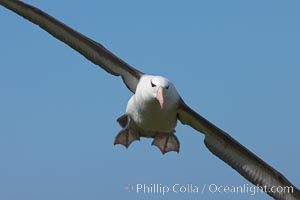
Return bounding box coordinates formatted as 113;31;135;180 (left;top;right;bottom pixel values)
0;1;299;199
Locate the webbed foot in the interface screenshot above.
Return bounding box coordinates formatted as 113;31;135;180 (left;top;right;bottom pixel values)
152;132;180;154
114;114;140;148
114;128;140;148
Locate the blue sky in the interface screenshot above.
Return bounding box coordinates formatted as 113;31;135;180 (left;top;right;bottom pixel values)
0;1;299;199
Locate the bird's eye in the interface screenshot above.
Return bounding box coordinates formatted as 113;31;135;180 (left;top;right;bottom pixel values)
166;85;169;90
151;81;156;87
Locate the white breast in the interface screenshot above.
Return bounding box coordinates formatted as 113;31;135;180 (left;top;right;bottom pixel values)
126;95;178;135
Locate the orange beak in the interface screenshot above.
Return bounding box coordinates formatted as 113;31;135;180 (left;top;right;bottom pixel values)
156;87;164;109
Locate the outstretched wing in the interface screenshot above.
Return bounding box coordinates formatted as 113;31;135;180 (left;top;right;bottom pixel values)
177;99;300;200
0;0;143;93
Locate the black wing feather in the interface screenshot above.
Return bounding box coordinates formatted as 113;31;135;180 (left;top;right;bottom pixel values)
0;0;143;93
177;99;300;200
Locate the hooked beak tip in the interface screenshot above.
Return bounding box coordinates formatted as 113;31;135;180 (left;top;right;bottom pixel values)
159;101;164;109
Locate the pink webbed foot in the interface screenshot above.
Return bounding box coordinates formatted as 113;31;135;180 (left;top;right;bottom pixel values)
114;114;140;148
152;132;180;154
114;128;140;148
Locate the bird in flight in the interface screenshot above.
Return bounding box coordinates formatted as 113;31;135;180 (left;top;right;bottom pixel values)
0;1;299;199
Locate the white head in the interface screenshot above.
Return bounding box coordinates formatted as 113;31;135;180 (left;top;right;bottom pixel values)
135;75;180;109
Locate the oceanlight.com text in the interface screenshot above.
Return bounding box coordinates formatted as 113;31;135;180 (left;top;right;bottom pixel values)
124;183;295;197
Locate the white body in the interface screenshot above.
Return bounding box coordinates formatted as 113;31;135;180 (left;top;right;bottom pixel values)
126;75;180;136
